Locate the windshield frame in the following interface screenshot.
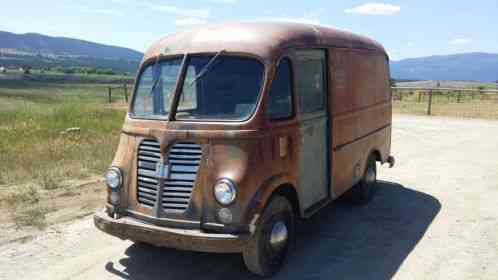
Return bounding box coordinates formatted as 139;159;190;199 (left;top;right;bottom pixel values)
128;54;186;121
129;52;267;123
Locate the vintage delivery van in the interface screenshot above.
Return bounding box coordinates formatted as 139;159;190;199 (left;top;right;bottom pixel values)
94;22;395;276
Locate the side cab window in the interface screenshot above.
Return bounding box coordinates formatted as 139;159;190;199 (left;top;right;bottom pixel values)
266;58;294;120
294;50;326;115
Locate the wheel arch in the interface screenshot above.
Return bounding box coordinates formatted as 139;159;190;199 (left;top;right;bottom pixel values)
272;184;300;217
371;149;382;162
244;174;302;230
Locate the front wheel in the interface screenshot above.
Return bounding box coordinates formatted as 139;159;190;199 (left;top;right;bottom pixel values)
242;195;294;276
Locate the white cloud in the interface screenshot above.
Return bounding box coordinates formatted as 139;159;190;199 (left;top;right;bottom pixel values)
345;3;400;15
450;38;471;45
174;17;207;26
407;42;414;47
145;3;210;18
80;8;125;17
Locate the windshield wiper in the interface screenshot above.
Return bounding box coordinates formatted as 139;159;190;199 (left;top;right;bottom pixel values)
149;54;162;97
188;50;225;87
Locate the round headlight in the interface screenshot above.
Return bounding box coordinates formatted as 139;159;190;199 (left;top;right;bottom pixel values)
214;179;236;205
105;167;122;190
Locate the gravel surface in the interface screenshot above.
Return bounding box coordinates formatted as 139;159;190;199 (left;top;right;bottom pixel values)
1;114;497;280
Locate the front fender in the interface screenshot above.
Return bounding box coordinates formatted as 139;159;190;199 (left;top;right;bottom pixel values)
242;173;299;234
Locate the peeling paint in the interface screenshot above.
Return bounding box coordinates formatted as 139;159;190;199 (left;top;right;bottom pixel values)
249;214;260;235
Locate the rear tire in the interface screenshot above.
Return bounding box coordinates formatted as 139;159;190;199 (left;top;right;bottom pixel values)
349;154;377;204
242;195;294;277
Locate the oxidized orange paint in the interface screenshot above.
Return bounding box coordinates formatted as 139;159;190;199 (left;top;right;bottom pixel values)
94;22;392;252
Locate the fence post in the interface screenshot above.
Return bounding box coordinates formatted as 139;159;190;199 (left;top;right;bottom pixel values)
123;83;128;102
496;82;498;103
427;89;433;115
108;86;112;104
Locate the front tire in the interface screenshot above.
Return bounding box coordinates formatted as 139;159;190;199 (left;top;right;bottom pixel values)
242;195;294;277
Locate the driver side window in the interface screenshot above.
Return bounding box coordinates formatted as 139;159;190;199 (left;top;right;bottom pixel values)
266;58;294;120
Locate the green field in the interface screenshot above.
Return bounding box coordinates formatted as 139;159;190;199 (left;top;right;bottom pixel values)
0;76;128;228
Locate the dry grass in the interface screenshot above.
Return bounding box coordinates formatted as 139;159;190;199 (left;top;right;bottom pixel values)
393;90;498;119
0;79;126;227
0;184;49;228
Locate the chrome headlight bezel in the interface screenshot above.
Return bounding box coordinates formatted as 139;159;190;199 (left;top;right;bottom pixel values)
105;167;123;190
214;178;237;206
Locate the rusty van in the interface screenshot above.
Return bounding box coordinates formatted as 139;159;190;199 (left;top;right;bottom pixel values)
94;22;395;276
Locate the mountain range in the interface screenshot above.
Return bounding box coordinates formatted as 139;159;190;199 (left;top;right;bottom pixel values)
390;52;498;82
1;30;497;82
0;31;143;73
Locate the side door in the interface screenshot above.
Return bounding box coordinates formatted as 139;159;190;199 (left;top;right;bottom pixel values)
294;49;330;210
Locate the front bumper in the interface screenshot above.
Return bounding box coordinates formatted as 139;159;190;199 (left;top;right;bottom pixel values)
94;209;248;253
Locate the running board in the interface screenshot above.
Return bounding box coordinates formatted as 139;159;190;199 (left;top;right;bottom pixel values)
303;197;333;218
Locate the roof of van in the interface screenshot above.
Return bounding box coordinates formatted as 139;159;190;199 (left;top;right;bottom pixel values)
143;22;387;63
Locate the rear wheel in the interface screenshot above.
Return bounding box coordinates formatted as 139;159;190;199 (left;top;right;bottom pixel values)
242;195;294;276
349;154;377;204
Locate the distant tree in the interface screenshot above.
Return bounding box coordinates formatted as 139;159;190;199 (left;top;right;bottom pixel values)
390;79;396;88
96;68;116;75
23;66;32;74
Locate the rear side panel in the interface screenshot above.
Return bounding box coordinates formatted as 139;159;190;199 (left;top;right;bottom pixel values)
330;48;392;197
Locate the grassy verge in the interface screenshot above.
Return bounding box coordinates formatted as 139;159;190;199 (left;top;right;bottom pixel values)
393;90;498;119
0;80;126;228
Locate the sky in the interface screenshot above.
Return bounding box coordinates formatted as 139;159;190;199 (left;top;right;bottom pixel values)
1;0;497;60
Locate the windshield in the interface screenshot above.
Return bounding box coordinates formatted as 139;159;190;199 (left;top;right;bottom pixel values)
131;55;264;121
176;55;264;121
131;58;183;119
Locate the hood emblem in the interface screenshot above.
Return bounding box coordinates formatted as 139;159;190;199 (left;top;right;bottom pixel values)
156;162;170;180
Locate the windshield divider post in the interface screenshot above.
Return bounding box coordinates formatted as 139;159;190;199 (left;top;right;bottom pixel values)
168;53;189;121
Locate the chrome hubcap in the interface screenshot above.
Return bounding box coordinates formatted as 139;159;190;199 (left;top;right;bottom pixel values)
365;168;376;184
269;221;288;251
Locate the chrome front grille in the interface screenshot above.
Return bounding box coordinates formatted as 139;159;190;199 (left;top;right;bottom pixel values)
137;139;161;207
136;140;202;212
163;143;202;211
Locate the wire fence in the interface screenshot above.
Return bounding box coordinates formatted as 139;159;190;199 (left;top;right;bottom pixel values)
106;84;498;119
392;87;498;119
107;84;131;104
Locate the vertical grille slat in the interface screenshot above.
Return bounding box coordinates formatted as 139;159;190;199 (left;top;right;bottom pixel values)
136;140;202;212
162;142;201;211
137;140;161;208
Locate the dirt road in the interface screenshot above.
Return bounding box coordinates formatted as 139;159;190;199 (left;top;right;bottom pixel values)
1;115;497;280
